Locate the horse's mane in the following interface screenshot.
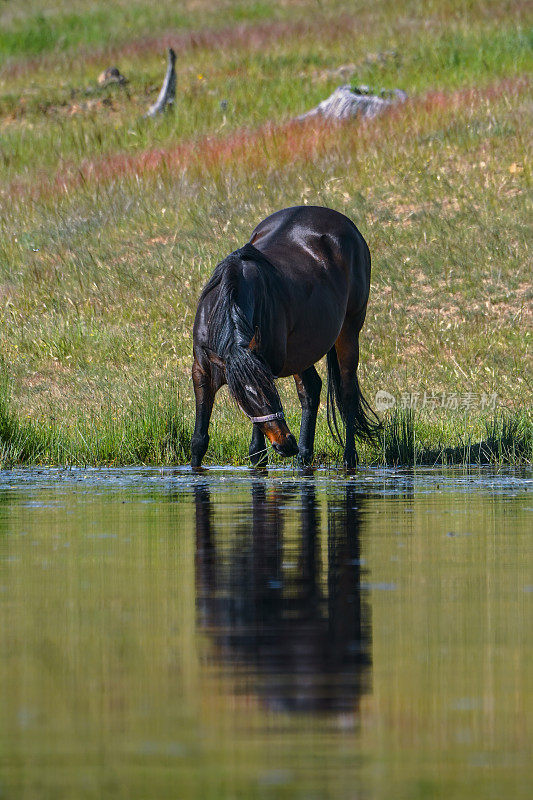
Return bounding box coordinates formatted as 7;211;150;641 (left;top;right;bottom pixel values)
200;243;280;410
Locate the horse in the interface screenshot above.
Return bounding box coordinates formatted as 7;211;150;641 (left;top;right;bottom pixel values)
191;205;380;468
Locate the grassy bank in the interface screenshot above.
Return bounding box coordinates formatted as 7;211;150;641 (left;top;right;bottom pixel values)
0;0;531;466
1;368;531;467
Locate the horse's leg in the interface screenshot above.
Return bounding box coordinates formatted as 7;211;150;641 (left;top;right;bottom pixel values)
249;423;268;467
191;358;215;468
334;317;364;469
294;366;322;466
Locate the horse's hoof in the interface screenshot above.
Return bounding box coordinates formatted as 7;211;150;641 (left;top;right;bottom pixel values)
250;466;268;477
343;450;359;470
249;451;268;468
190;434;209;469
297;449;313;467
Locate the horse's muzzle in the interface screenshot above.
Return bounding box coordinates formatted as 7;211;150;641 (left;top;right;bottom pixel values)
272;433;299;458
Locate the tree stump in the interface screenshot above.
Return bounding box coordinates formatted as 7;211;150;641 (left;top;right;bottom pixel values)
297;85;407;122
145;48;177;118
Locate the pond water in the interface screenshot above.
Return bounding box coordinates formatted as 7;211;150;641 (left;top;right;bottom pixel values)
0;467;531;800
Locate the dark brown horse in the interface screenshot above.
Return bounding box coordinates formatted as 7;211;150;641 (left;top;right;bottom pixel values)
191;205;380;468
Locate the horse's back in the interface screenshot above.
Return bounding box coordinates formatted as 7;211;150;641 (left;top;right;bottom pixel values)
249;206;371;376
251;206;365;250
250;205;370;315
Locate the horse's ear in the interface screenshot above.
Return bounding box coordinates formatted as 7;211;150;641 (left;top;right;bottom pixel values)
203;347;225;371
248;327;261;353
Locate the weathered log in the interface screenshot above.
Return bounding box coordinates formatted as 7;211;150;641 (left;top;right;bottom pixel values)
297;85;407;122
145;48;177;118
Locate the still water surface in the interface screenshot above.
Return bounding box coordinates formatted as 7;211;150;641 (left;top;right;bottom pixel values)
0;467;531;799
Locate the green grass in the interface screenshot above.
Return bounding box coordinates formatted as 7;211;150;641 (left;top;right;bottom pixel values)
0;0;531;466
379;408;532;466
1;16;530;184
0;1;278;61
0;366;190;466
1;364;530;466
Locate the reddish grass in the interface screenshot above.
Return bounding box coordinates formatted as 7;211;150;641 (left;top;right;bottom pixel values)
3;75;528;205
421;78;529;112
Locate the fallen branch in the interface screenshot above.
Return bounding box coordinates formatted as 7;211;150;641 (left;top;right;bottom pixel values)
145;48;177;118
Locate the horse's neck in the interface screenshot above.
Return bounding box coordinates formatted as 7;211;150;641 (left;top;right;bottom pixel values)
230;260;268;335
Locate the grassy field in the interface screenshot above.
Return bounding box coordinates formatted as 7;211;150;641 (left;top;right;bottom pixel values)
0;0;531;466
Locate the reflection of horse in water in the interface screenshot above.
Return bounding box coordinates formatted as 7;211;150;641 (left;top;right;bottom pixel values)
194;481;372;714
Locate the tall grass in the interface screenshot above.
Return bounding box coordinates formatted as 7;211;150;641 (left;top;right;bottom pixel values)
482;411;533;465
378;408;532;467
0;1;530;467
1;363;530;466
382;409;417;465
0;368;190;466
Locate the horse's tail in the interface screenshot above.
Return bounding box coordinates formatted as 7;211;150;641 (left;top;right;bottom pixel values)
326;347;382;448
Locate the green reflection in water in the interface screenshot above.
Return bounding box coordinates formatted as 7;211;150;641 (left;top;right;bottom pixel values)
0;469;531;799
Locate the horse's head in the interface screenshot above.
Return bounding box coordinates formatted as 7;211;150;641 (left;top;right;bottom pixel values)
205;335;298;459
239;332;298;457
239;387;298;459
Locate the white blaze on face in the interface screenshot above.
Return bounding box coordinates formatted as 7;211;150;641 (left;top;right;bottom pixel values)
245;384;260;398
